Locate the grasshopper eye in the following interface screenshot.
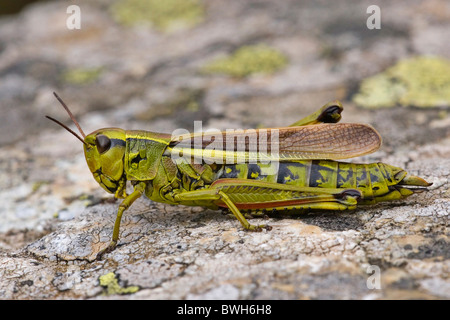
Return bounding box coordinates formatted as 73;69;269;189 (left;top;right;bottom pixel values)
95;134;111;154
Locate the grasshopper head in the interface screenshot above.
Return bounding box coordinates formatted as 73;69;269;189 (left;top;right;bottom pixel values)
84;128;127;196
47;92;128;198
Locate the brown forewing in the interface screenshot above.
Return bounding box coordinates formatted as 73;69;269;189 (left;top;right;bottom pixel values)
169;123;382;162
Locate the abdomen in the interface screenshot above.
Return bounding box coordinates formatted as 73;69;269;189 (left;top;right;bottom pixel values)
217;160;407;204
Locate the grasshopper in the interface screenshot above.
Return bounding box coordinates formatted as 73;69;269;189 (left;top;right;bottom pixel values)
47;92;431;257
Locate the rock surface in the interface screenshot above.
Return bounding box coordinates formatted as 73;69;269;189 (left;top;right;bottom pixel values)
0;0;449;300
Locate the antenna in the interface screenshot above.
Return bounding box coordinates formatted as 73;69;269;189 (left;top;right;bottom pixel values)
52;92;86;138
45;115;87;146
46;92;87;145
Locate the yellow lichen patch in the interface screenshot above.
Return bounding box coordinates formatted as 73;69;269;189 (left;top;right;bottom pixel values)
202;45;288;78
110;0;204;32
31;181;47;192
62;67;102;85
99;272;139;295
135;88;204;121
353;56;450;108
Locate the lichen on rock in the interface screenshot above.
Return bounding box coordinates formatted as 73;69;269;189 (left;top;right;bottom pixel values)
62;67;103;85
353;56;450;108
202;45;288;78
110;0;204;32
99;272;139;295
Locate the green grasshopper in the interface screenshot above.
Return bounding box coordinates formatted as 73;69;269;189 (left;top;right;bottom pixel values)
47;92;431;257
